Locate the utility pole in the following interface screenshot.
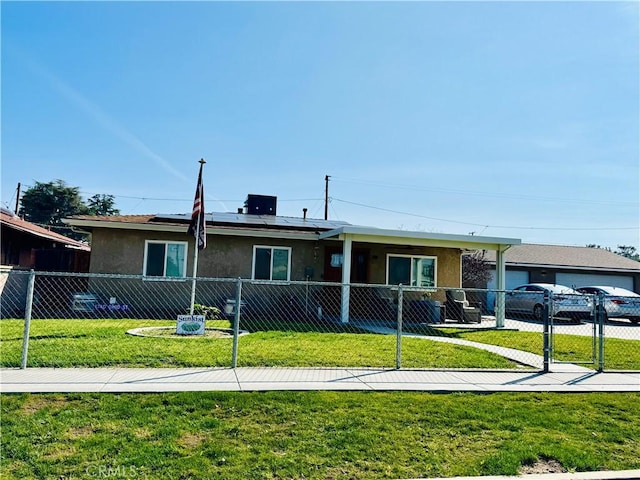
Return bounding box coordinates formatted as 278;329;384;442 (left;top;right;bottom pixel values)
14;183;21;214
324;175;330;220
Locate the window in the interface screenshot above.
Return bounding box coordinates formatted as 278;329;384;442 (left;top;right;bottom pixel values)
144;241;187;278
253;246;291;281
386;255;437;287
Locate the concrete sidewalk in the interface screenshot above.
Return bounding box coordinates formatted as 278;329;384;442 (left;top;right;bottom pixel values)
2;367;638;393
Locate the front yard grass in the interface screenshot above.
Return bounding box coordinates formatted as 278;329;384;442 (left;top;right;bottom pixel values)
2;391;639;479
451;329;640;371
0;319;518;369
2;318;637;369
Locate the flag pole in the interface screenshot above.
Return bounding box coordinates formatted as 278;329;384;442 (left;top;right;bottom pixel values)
189;158;206;315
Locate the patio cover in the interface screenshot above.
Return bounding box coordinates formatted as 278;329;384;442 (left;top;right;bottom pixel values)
319;226;521;327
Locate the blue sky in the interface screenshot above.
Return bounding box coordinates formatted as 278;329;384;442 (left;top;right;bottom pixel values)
2;1;638;249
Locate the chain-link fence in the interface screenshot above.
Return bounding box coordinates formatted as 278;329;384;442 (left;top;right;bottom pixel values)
1;270;638;371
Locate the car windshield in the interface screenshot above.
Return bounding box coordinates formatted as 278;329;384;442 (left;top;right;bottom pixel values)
597;286;640;297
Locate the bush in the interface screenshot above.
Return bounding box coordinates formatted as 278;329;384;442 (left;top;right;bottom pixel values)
188;303;222;319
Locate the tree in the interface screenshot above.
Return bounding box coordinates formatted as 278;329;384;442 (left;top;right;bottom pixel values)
615;245;639;262
19;180;121;241
19;180;89;236
586;244;639;262
87;194;120;216
462;250;492;288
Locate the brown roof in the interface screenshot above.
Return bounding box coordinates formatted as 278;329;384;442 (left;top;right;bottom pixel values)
1;211;90;251
485;243;640;272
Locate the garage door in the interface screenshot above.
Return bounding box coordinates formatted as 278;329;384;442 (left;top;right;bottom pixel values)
556;273;634;290
486;270;529;313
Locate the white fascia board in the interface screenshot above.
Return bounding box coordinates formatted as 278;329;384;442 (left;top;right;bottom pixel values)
319;226;521;251
64;218;319;241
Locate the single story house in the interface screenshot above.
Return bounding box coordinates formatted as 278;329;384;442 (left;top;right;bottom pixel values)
483;243;640;311
64;194;520;324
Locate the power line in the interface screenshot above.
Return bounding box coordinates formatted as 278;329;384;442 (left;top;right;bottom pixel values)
331;197;639;232
331;176;639;208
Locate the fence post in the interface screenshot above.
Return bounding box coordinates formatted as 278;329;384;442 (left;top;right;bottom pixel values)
231;278;242;368
542;290;551;373
20;270;36;369
596;292;605;372
396;285;403;369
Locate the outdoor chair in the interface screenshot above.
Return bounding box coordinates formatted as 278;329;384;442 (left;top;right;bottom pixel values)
444;289;482;323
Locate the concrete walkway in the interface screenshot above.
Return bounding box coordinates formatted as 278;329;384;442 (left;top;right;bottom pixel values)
2;367;638;393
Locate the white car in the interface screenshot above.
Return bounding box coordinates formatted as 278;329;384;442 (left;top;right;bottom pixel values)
575;286;640;324
505;283;593;321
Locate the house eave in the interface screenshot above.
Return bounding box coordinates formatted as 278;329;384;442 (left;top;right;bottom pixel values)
319;226;521;250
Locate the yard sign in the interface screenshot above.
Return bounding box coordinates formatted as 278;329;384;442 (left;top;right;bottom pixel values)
176;315;205;335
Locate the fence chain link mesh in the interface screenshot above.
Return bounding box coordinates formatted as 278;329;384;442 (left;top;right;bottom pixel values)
1;271;637;371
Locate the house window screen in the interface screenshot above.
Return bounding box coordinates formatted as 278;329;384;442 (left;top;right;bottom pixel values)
253;246;291;281
387;255;437;287
144;241;187;277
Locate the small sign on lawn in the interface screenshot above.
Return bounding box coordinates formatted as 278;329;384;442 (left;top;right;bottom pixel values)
176;315;206;335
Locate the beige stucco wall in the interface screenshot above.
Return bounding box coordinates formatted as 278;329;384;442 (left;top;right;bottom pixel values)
90;229;462;289
89;229;324;280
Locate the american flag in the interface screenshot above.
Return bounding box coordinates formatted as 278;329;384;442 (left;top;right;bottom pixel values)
187;160;206;250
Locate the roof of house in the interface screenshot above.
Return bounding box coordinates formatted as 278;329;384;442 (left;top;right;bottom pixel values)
484;243;640;273
64;212;521;251
1;209;90;251
63;212;349;241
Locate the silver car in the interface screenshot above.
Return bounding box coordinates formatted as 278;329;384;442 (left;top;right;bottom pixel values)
505;283;593;321
575;286;640;324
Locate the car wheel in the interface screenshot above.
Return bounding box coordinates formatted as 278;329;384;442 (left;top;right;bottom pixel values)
533;304;544;321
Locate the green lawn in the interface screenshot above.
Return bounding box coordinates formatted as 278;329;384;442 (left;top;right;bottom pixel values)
0;319;519;369
450;329;640;371
2;318;638;370
2;391;639;479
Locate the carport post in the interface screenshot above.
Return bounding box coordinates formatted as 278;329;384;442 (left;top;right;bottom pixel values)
340;235;353;323
20;270;36;369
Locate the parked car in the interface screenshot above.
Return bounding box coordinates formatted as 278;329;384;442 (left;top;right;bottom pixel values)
575;286;640;324
505;283;592;321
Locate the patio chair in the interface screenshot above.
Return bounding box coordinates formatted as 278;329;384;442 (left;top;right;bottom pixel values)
445;289;482;323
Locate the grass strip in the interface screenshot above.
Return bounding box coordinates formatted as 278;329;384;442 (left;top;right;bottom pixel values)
2;391;639;479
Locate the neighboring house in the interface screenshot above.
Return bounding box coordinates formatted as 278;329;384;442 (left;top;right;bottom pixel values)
64;194;520;323
483;244;640;311
1;208;91;318
1;208;90;272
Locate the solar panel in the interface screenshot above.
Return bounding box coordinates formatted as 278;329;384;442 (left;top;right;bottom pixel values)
153;212;350;231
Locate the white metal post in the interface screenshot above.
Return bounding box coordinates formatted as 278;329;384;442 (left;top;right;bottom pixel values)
20;270;36;369
396;284;403;369
232;278;242;368
495;248;507;328
340;235;353;324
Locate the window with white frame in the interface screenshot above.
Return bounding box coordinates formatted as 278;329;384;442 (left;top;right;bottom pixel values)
253;246;291;281
144;241;188;278
386;255;437;287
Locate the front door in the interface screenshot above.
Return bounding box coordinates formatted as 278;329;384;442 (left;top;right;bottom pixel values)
323;247;369;283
